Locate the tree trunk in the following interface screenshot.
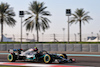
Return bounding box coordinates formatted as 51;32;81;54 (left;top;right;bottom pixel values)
79;20;82;42
1;17;3;42
36;14;39;42
37;29;39;42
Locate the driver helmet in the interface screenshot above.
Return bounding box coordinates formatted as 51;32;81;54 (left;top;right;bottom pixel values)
34;47;38;51
34;47;37;49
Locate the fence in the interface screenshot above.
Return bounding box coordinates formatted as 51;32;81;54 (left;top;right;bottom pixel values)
1;33;100;42
0;44;100;52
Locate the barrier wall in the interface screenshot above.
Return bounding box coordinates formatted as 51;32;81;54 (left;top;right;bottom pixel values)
7;44;14;50
74;44;82;52
82;44;90;52
0;44;6;51
90;44;98;52
14;44;21;49
98;44;100;52
28;44;36;49
36;44;43;51
21;44;28;50
50;44;58;51
58;44;66;51
67;44;74;52
0;44;100;52
43;44;50;51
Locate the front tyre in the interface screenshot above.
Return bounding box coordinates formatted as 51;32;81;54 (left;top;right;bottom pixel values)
43;54;52;64
7;54;16;62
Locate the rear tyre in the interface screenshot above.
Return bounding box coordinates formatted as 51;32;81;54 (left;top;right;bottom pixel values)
7;53;16;62
43;54;52;64
60;54;67;59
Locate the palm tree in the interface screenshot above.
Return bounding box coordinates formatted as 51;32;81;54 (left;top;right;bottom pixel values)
69;8;92;42
0;2;16;42
24;1;51;42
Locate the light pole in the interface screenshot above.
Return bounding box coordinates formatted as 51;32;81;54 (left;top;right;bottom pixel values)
74;33;76;42
99;30;100;40
26;33;29;42
66;9;71;43
13;34;15;42
68;16;70;43
78;33;80;42
91;32;93;37
97;33;99;41
91;32;93;40
33;34;35;42
63;28;65;42
53;34;56;42
42;33;44;42
21;17;22;43
19;11;24;44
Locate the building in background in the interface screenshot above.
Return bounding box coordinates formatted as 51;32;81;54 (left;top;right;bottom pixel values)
0;35;14;42
87;36;99;42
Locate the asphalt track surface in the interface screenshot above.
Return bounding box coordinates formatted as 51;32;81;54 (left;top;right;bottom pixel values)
0;55;100;67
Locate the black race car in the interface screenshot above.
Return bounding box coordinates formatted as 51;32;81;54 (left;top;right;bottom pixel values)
7;48;76;63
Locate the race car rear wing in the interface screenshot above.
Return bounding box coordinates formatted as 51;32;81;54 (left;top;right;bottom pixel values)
8;49;23;54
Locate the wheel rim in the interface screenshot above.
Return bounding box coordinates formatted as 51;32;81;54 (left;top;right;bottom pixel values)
44;55;51;63
9;55;12;60
8;54;13;61
45;56;49;61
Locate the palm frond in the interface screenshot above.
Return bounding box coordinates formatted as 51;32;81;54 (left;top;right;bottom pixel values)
25;11;32;15
41;17;51;23
4;17;16;26
83;12;89;17
82;16;93;23
26;20;34;31
0;2;16;26
24;15;33;21
70;8;92;24
24;1;51;32
40;11;51;16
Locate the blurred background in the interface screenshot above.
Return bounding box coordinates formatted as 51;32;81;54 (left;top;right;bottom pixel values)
1;33;100;42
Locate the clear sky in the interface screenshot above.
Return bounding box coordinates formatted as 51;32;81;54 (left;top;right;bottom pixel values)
0;0;100;37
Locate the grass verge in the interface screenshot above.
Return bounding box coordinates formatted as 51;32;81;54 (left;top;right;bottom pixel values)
0;42;100;44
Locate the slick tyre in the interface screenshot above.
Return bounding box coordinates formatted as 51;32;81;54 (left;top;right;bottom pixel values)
7;54;16;62
60;54;67;59
43;54;52;64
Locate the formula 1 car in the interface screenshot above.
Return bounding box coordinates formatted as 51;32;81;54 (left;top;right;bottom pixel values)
7;48;75;64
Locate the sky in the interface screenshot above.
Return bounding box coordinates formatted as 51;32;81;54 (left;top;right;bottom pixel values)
0;0;100;38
